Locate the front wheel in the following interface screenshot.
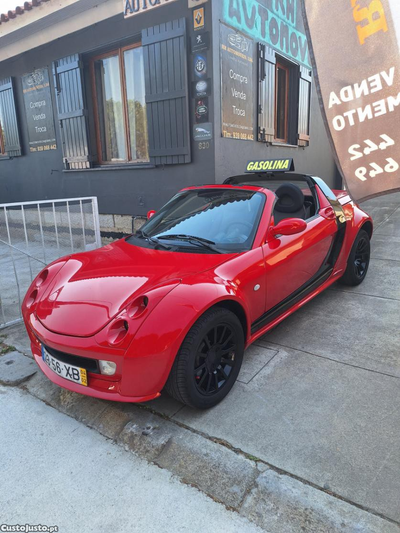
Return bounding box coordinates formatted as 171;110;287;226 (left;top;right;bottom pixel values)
338;229;370;286
164;308;244;409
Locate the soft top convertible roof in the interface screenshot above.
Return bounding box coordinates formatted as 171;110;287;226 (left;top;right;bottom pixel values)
224;172;339;204
224;172;313;186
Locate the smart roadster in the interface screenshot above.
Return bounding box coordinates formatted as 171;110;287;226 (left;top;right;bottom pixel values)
22;169;372;409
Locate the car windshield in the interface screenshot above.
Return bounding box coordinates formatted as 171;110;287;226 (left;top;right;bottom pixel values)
127;189;265;254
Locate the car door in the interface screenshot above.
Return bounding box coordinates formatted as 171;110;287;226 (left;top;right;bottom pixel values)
262;213;338;313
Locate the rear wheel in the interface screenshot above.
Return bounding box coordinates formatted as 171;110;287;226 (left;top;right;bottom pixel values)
165;308;244;409
339;229;370;286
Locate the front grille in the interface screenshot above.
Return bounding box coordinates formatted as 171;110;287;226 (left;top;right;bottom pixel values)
43;344;100;374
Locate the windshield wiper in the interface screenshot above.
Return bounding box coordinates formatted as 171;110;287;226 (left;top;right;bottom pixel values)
136;229;171;250
157;234;222;254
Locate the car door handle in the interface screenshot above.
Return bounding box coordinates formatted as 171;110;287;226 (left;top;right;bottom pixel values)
320;207;336;220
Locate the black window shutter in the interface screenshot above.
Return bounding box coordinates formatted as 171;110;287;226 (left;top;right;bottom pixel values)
298;66;312;147
53;54;92;169
258;43;276;143
142;18;191;165
0;77;22;157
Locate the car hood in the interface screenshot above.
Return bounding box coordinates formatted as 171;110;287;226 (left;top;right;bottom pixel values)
35;239;232;337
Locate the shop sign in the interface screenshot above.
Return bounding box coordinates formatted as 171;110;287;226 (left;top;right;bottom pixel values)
21;68;57;153
193;7;205;30
223;0;311;68
245;158;294;172
301;0;400;201
188;0;207;7
124;0;178;18
192;31;210;53
192;78;211;97
194;123;213;141
195;97;209;123
220;23;254;141
194;54;207;78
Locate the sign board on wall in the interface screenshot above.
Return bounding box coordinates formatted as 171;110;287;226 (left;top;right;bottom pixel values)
223;0;311;69
220;23;254;141
188;0;207;7
21;68;57;153
124;0;178;18
301;0;400;201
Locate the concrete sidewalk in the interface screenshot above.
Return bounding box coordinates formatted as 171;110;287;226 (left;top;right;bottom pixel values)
2;192;400;531
0;386;265;533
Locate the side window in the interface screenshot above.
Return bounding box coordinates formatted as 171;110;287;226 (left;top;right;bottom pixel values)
52;18;190;169
275;61;289;143
258;46;312;147
91;44;149;164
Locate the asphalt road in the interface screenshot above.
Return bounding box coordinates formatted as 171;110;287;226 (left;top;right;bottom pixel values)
0;386;263;533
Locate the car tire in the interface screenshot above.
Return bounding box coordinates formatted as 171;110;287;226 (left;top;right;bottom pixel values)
338;229;370;286
164;308;244;409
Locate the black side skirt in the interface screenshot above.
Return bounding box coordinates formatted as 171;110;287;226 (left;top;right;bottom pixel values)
250;266;333;335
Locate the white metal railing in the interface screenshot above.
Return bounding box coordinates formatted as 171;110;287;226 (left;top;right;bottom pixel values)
0;197;101;329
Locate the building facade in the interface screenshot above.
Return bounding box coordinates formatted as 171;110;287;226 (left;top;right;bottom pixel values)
0;0;339;239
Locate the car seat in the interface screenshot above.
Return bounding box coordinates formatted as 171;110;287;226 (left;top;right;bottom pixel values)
273;183;307;224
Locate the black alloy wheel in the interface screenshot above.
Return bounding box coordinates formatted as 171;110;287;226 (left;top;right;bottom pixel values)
194;324;237;396
165;308;244;409
339;229;370;286
353;235;369;280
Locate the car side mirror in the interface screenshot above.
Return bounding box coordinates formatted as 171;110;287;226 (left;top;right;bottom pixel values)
147;210;156;220
270;218;307;237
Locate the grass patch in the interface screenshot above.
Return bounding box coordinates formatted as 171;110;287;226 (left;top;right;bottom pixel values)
245;454;261;462
0;344;16;355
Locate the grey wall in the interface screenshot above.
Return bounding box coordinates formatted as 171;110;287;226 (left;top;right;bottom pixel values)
211;0;339;187
0;0;216;216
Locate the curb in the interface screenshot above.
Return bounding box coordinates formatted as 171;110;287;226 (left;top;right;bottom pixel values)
12;355;400;533
0;350;37;386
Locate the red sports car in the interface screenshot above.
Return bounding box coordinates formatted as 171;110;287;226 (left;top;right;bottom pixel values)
22;171;372;409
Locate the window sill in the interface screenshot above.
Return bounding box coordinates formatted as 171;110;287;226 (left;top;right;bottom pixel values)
270;142;301;148
63;163;155;173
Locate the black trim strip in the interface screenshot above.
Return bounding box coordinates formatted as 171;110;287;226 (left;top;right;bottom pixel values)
251;266;333;335
43;344;100;374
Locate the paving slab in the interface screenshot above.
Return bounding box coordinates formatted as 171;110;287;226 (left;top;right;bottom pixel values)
361;192;400;210
370;234;400;262
365;205;400;228
241;468;399;533
173;347;400;523
0;351;36;385
143;391;186;418
0;322;32;356
258;289;400;377
374;209;400;237
146;344;278;417
237;344;278;384
330;258;400;300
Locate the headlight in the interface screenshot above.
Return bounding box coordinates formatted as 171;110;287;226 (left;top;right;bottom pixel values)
22;259;69;312
99;360;117;376
107;319;129;345
95;280;181;349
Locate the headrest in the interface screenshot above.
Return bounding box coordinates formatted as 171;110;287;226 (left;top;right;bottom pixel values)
274;184;305;213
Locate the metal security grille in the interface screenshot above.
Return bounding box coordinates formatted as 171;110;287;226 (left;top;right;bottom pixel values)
0;197;101;329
